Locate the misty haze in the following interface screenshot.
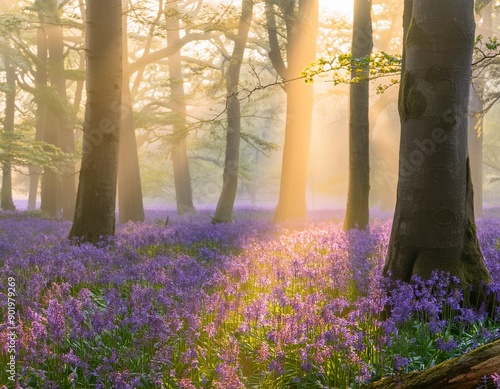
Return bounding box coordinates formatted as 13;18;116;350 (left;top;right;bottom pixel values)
1;0;500;388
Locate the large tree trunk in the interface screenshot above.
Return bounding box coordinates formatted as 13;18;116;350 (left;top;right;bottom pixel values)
364;339;500;389
213;0;254;223
118;0;145;224
166;0;195;215
69;0;122;243
384;0;490;292
1;51;16;211
344;0;373;230
270;0;318;222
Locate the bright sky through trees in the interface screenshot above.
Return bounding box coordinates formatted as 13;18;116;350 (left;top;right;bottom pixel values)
328;0;354;17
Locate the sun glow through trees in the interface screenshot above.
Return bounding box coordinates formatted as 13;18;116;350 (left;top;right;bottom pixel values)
327;0;354;18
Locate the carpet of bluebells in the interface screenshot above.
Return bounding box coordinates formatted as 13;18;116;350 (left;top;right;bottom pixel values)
1;209;500;388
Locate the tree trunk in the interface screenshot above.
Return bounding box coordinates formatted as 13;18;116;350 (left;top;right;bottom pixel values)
69;0;122;243
363;339;500;389
28;23;48;211
37;0;76;219
344;0;373;230
166;0;195;215
468;84;483;218
39;1;60;218
59;124;77;221
48;1;76;221
384;0;490;292
467;2;492;219
28;169;40;211
118;0;145;224
73;0;86;113
213;0;254;223
118;84;145;224
269;0;318;222
1;51;16;211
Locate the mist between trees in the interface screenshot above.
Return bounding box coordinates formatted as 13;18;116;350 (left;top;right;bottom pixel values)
3;1;500;388
0;0;500;230
0;0;398;221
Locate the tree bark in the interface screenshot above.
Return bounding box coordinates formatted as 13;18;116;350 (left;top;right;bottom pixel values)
118;0;145;224
268;0;318;222
1;51;16;211
384;0;490;292
363;339;500;389
69;0;122;243
165;0;196;215
344;0;373;230
213;0;254;223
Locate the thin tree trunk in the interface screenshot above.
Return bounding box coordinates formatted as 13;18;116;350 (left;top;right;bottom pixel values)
344;0;373;230
73;48;85;112
271;0;318;222
468;84;483;218
384;0;490;294
28;170;40;210
73;0;86;112
467;2;492;219
1;52;16;211
39;2;60;218
118;0;145;224
28;24;48;211
47;2;76;221
69;0;122;243
213;0;254;223
166;0;195;215
118;85;145;223
38;0;76;219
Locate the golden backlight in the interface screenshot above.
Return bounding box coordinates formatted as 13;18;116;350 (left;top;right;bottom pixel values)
325;0;354;18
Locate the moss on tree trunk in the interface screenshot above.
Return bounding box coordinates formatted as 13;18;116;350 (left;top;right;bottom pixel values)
363;339;500;389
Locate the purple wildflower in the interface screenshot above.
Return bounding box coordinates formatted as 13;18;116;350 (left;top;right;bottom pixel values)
435;337;458;353
393;354;409;371
214;363;245;389
47;299;65;343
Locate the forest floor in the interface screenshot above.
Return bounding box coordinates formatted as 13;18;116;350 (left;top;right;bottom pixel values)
0;208;499;388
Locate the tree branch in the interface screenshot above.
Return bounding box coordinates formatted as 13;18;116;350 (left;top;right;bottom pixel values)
126;31;217;76
265;0;287;79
